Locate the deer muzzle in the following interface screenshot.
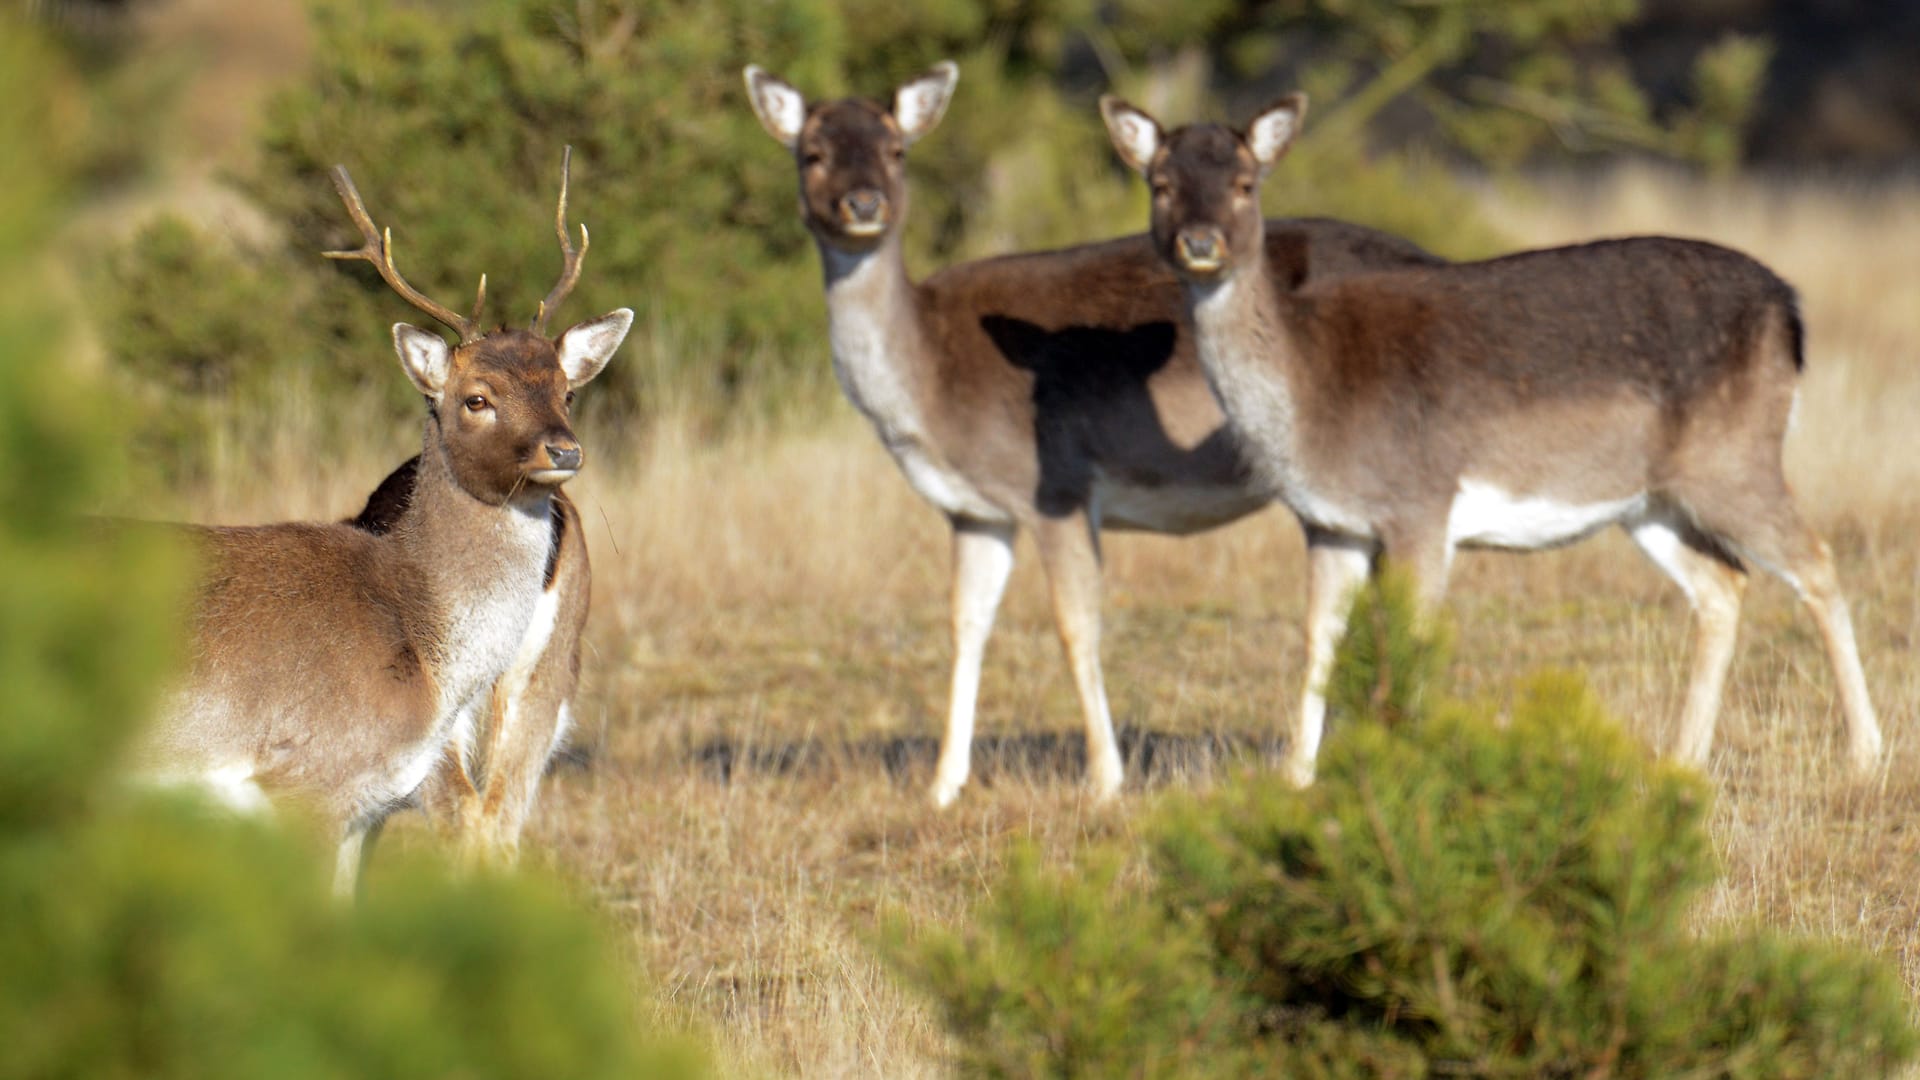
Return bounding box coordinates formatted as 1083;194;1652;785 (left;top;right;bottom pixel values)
528;441;583;485
1175;227;1227;274
839;189;889;236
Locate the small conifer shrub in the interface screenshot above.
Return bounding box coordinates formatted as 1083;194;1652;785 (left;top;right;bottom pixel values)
886;578;1916;1078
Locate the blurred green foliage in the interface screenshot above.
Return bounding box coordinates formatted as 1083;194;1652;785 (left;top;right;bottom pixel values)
1;21;706;1078
85;0;1769;457
886;578;1917;1077
0;15;185;838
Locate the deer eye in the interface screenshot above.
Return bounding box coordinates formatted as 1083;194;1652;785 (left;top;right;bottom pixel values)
1235;178;1256;197
802;150;825;168
1151;180;1171;199
564;390;576;406
464;395;490;413
891;145;906;163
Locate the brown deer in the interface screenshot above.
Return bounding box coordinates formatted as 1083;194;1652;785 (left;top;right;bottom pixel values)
744;61;1443;805
1100;93;1884;785
347;451;589;867
136;151;631;894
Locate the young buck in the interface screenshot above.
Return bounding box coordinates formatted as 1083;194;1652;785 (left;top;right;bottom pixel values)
347;451;589;867
1100;94;1884;785
138;151;631;894
744;61;1442;806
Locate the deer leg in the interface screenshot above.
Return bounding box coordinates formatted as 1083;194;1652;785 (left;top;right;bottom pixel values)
1034;511;1123;802
478;686;576;867
332;816;385;902
1760;536;1881;773
413;742;484;866
1705;502;1883;775
1290;531;1374;788
1628;520;1748;768
930;520;1016;808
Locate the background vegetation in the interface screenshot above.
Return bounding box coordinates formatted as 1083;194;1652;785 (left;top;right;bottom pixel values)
77;0;1767;456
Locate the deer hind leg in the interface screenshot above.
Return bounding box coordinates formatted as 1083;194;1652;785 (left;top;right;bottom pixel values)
1034;511;1123;802
1627;519;1748;768
1690;489;1883;775
930;520;1016;808
1290;531;1375;789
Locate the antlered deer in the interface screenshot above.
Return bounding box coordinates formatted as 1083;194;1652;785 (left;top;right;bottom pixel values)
137;150;631;894
1100;93;1883;785
744;60;1441;805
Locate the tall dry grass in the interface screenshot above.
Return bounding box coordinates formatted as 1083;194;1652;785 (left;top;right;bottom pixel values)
163;169;1920;1076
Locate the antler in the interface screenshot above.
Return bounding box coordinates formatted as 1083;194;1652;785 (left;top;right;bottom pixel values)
532;145;590;336
323;165;488;343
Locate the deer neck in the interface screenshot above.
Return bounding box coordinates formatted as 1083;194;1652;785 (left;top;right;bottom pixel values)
818;232;935;446
396;421;554;716
1183;242;1316;504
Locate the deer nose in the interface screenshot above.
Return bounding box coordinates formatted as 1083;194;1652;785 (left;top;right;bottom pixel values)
841;189;887;225
1176;227;1226;271
546;444;582;472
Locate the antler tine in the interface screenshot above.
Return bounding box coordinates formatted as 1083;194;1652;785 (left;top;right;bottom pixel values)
322;165;483;343
532;145;590;336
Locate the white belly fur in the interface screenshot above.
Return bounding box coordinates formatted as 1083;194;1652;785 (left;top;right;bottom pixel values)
1447;479;1645;550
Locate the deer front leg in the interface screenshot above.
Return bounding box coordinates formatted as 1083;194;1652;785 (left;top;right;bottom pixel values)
1034;511;1124;802
1291;532;1373;788
332;816;386;901
930;519;1016;808
412;741;485;864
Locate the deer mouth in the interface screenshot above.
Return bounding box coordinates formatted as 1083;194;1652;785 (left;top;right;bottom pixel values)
525;467;579;486
1174;231;1227;275
841;218;887;238
1177;251;1224;275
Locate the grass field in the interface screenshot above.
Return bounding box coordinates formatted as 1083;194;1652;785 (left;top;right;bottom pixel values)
162;168;1920;1076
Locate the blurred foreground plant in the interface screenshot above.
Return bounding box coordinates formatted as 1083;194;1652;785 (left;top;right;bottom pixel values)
0;23;705;1078
885;576;1915;1078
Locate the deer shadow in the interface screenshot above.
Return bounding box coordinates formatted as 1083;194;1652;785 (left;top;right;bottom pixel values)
691;727;1288;792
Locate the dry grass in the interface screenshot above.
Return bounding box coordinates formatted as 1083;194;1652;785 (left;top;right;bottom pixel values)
165;169;1920;1076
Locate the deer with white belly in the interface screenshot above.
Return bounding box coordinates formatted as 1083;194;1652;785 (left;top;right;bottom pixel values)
1100;93;1882;785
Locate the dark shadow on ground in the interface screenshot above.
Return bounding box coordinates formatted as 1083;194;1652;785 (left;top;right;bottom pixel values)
690;728;1291;792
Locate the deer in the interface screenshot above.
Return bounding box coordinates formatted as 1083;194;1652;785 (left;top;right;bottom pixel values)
346;448;589;867
744;60;1444;806
135;149;631;895
1099;92;1885;786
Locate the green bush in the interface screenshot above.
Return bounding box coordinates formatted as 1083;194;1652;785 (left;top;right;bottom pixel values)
1;25;706;1078
886;579;1916;1078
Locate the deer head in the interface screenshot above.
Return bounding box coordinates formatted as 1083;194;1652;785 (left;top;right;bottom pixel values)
1100;94;1307;283
325;149;633;506
744;61;959;251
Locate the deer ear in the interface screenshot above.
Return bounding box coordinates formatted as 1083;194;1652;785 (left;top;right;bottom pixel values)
1100;96;1163;175
393;323;451;398
893;60;958;145
556;308;633;388
1244;92;1306;171
744;65;808;148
